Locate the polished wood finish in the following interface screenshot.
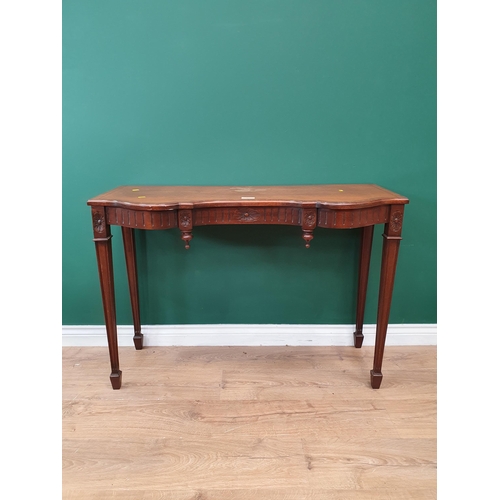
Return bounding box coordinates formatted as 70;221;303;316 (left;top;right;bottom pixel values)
121;227;143;349
62;345;437;499
354;225;374;348
91;207;121;389
371;205;405;389
87;184;409;210
88;184;409;389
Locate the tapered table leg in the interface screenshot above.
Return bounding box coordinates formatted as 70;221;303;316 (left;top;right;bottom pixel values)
353;225;374;348
122;227;143;349
92;207;121;389
371;206;405;389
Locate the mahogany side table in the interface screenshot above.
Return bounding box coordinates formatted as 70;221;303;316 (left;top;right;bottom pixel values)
88;184;409;389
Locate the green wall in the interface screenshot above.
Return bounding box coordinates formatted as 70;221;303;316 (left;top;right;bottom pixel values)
63;0;436;326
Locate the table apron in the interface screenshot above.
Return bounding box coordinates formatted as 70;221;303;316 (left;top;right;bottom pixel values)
105;205;391;230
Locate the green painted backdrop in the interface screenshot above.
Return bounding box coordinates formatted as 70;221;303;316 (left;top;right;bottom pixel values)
63;0;436;326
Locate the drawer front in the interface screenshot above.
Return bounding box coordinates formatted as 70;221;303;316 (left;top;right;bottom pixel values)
193;207;304;226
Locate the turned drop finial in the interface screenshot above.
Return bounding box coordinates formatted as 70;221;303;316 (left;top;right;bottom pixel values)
302;229;314;248
181;231;192;249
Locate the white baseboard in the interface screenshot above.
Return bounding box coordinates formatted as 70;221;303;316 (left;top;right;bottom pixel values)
62;323;437;347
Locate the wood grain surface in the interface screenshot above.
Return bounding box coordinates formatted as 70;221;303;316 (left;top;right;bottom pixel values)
62;346;436;499
87;184;409;210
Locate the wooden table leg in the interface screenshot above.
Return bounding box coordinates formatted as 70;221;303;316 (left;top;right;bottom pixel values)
122;227;143;350
353;225;374;348
371;206;405;389
92;207;121;389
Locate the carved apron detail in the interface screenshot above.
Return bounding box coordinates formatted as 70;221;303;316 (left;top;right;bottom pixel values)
390;211;403;233
302;209;317;228
235;209;261;222
179;212;192;228
93;211;105;233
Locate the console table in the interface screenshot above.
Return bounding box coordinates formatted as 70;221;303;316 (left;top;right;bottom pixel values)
88;184;409;389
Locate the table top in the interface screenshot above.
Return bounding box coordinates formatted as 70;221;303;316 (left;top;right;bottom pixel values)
88;184;409;210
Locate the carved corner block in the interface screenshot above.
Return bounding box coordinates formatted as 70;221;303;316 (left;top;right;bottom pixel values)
91;207;111;240
384;205;405;240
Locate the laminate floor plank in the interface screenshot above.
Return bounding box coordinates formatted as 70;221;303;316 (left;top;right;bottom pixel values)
62;488;437;500
63;399;403;440
63;346;436;499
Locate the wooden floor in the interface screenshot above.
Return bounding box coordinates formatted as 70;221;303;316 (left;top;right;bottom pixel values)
62;345;436;499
